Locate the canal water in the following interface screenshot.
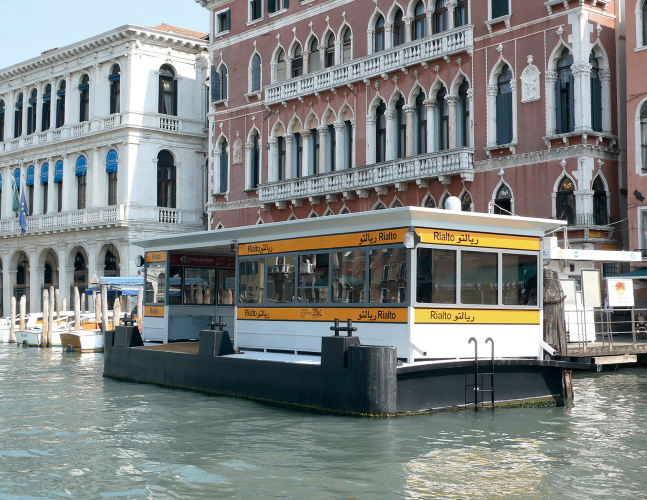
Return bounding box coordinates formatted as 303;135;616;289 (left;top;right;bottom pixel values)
1;345;647;499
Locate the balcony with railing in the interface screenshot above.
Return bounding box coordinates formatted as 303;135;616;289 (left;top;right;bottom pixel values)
258;148;474;207
264;26;473;106
157;208;181;224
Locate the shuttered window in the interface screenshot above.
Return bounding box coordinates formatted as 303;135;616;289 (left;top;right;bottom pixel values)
491;0;508;18
590;53;602;133
556;49;574;134
220;140;228;193
211;65;220;102
496;64;513;145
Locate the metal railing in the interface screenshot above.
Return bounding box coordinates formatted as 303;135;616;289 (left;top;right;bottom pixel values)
264;26;473;105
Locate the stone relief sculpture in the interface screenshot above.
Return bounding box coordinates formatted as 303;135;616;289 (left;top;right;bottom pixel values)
521;55;541;103
233;131;243;165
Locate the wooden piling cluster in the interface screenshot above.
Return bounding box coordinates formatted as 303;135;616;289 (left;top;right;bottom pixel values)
8;284;144;346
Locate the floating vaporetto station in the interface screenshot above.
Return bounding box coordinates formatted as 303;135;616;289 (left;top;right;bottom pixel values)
104;204;588;415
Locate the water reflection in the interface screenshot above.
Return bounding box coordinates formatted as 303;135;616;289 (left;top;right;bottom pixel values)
2;345;647;499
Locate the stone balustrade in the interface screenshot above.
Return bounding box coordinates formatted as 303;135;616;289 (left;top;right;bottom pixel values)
258;148;474;206
265;26;473;105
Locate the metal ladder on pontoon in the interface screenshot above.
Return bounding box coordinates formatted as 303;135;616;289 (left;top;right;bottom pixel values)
466;337;495;411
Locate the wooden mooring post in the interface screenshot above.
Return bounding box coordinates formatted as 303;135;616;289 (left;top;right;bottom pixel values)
19;296;25;331
9;297;15;344
48;287;55;348
42;291;49;348
74;287;81;331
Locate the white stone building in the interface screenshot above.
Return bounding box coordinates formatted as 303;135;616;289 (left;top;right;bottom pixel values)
0;24;210;313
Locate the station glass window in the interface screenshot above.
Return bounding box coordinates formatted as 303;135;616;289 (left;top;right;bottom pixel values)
168;266;183;305
184;268;217;305
239;258;265;303
267;256;295;303
417;248;456;304
461;251;498;305
218;269;236;305
332;250;366;303
146;263;166;305
297;253;329;303
368;248;407;303
502;254;538;306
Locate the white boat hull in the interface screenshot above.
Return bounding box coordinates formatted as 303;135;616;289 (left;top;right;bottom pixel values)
59;331;104;353
14;330;63;347
0;328;12;343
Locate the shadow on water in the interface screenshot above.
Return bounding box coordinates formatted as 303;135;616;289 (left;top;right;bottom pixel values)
1;345;647;499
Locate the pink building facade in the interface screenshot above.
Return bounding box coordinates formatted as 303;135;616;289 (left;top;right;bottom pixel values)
198;0;621;255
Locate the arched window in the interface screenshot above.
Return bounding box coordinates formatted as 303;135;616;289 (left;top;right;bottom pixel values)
56;81;65;128
294;131;303;176
341;27;352;63
79;75;90;122
375;16;385;53
641;103;647;173
344;120;353;169
592;176;607;226
413;1;427;40
461;191;472;212
17;264;25;286
590;53;602;132
158;65;177;116
74;252;88;293
458;80;470;147
44;263;53;286
643;1;647;48
76;156;87;210
251;132;260;188
109;65;121;114
42;85;51;131
556;49;574;134
456;0;468;27
415;92;427;155
54;160;63;213
376;102;387;163
26;165;34;216
325;33;335;68
309;125;319;174
436;87;448;151
276;48;287;82
278;135;286;179
423;195;436;208
14;93;23;138
211;64;228;101
41;163;48;213
157;150;176;208
0;100;4;142
105;248;119;276
308;38;320;73
326;123;336;172
556;176;576;225
251;54;261;92
393;9;405;47
496;65;513;145
292;44;303;77
220;140;228;193
494;184;512;215
107;149;118;206
434;0;448;34
13;168;20;194
396;96;406;158
27;89;37;135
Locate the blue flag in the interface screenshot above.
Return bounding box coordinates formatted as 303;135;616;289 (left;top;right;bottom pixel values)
19;179;27;236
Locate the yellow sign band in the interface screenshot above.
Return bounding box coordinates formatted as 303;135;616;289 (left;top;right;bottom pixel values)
145;306;165;317
414;308;540;325
416;228;539;251
146;251;167;263
238;228;408;256
238;307;408;323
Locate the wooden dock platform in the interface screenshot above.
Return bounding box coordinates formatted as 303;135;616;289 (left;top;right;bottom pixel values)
137;343;200;354
567;334;647;363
